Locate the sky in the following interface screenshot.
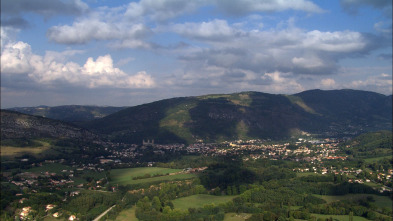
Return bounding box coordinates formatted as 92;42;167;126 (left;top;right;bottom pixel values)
1;0;392;108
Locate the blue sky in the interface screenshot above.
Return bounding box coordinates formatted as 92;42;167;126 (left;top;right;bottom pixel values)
1;0;392;108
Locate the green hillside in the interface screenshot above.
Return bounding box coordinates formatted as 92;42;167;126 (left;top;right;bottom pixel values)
295;89;393;134
343;130;393;159
0;110;102;162
0;110;98;140
82;90;392;144
8;105;127;123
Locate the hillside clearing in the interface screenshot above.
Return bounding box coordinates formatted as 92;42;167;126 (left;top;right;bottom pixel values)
363;155;392;163
115;207;138;221
172;194;235;210
224;213;252;221
110;167;196;185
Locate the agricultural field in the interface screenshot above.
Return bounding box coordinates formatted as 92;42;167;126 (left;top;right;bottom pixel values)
172;194;235;210
110;167;196;185
313;194;392;211
115;207;138;221
296;172;319;177
125;173;196;185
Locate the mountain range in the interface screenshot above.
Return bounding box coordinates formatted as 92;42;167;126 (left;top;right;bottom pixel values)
2;89;392;144
7;105;127;123
1;110;97;140
82;89;392;144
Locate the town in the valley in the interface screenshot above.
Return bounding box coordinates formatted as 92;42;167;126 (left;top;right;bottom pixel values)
2;133;392;220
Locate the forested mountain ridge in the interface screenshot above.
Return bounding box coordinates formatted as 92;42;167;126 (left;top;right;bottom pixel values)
82;89;392;144
7;105;127;123
0;110;98;140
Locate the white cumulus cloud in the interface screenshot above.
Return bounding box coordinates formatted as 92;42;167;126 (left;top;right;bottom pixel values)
259;71;305;93
47;9;152;47
302;30;367;52
1;41;156;89
125;0;204;21
216;0;324;15
1;41;36;74
348;73;392;94
292;56;325;69
320;78;336;89
176;23;374;76
46;0;325;46
172;19;244;41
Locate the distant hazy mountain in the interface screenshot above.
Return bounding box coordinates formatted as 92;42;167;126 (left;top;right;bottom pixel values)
7;105;127;123
1;110;97;140
82;89;392;144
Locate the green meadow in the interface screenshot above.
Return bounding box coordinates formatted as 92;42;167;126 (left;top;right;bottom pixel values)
110;167;196;185
115;206;139;221
310;213;370;221
172;194;235;210
296;172;320;177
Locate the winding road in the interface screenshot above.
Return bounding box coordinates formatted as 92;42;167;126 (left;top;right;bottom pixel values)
93;205;116;221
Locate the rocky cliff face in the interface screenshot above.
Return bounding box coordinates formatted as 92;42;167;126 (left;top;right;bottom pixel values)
1;110;97;140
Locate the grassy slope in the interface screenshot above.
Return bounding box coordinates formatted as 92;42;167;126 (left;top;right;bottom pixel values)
159;100;197;143
286;95;318;115
172;194;235;210
1;145;51;157
1;139;60;160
